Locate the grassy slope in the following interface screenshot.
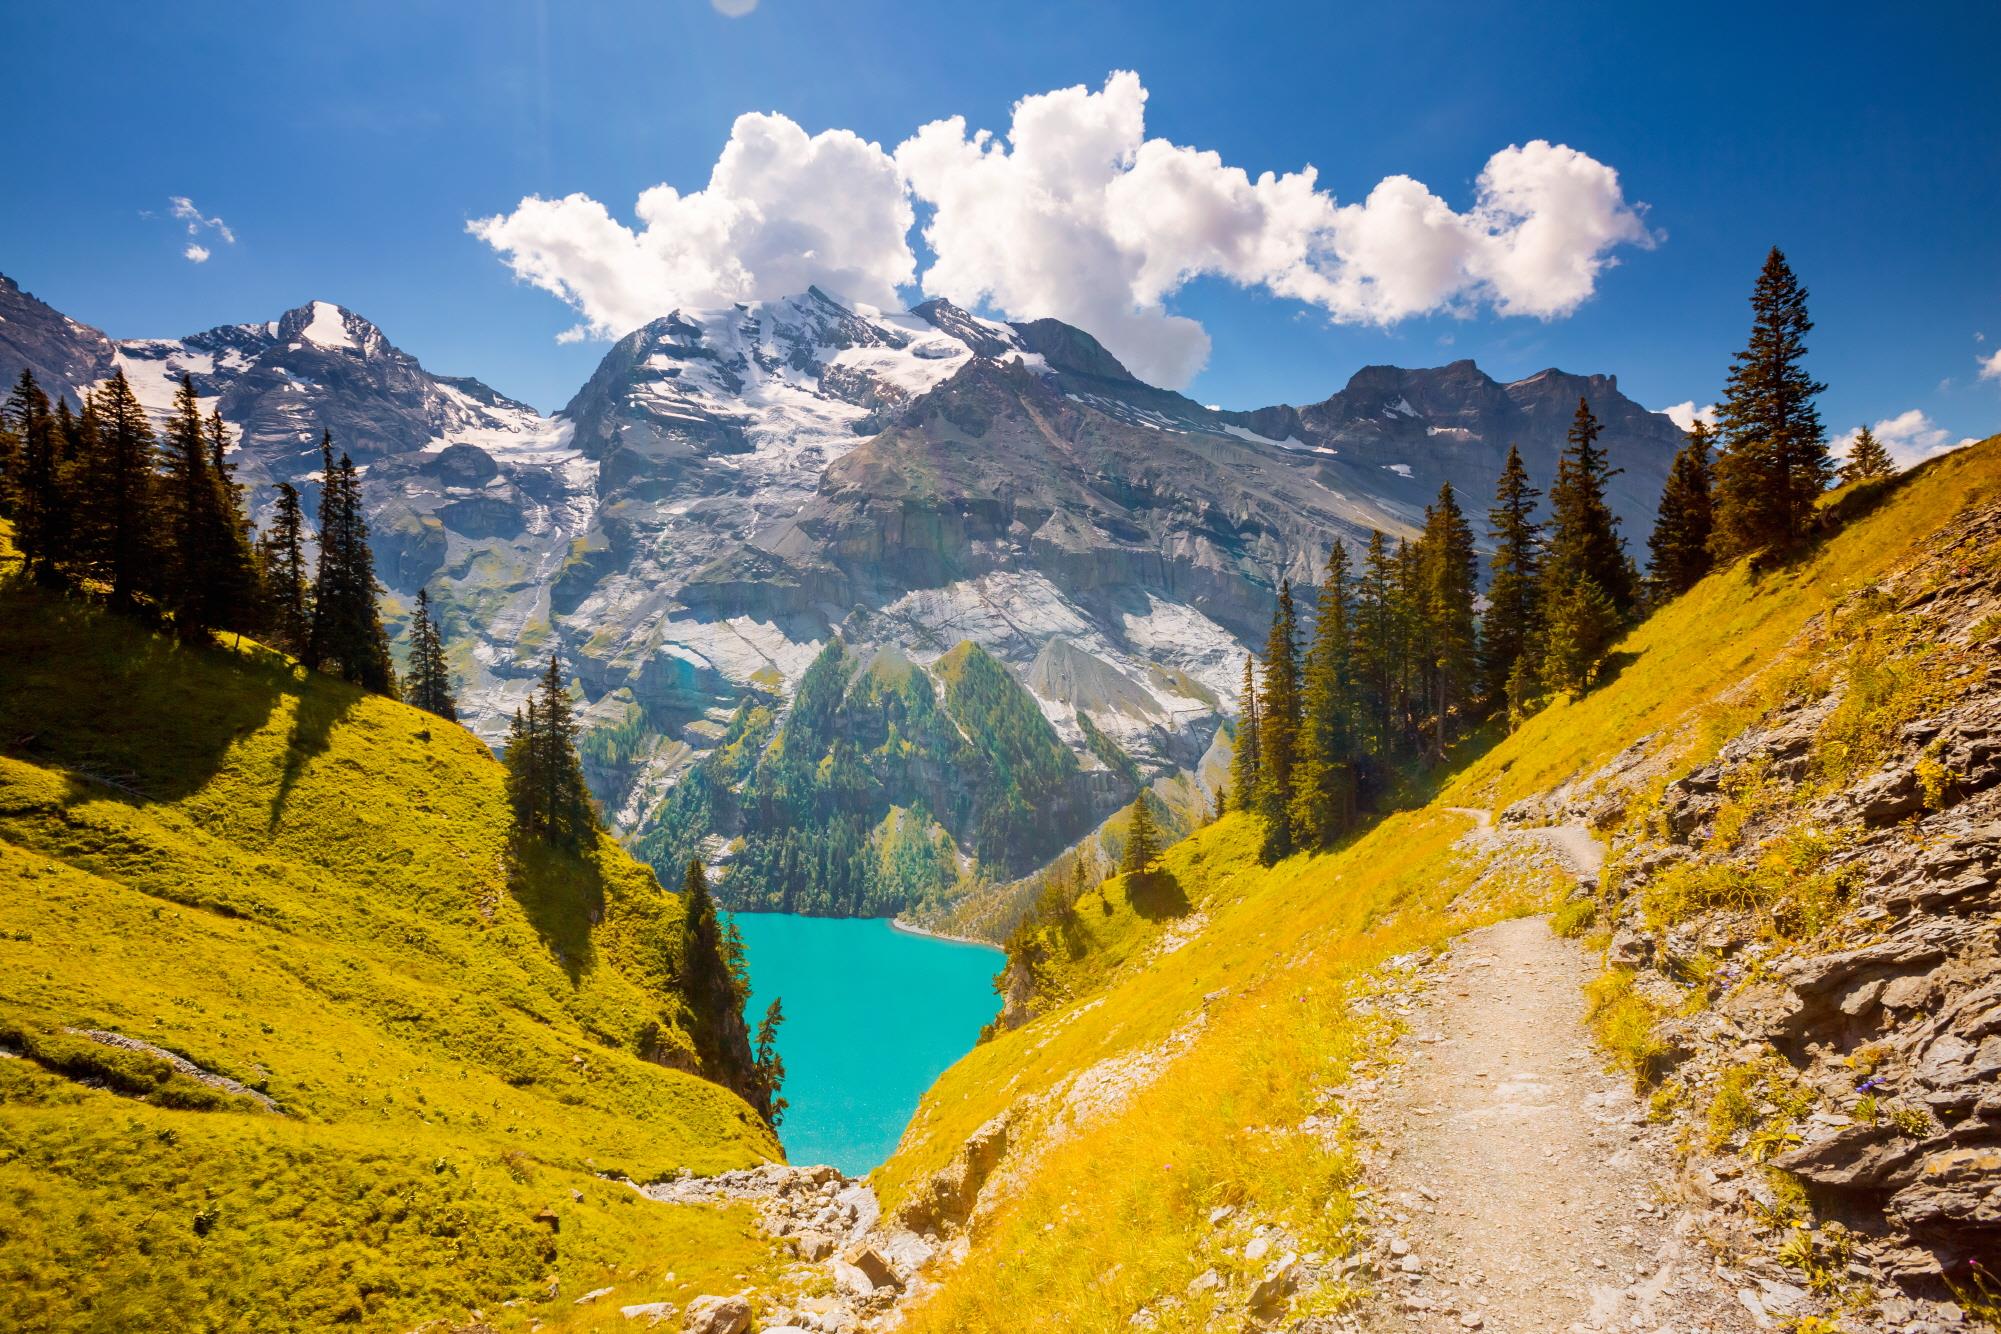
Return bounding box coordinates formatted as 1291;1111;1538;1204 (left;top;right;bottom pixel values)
1446;440;2001;813
880;439;2001;1332
0;562;786;1332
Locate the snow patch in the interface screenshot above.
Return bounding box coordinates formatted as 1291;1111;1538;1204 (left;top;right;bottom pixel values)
301;301;356;351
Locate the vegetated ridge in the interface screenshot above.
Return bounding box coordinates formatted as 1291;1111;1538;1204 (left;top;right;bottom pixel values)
0;536;796;1332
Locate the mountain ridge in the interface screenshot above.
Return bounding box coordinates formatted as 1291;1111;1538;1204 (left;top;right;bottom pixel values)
0;271;1686;921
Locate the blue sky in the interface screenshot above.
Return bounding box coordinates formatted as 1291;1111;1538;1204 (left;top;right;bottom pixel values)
3;0;1996;456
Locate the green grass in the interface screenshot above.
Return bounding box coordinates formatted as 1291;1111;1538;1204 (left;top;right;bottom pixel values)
880;441;2001;1329
0;566;784;1331
878;806;1551;1332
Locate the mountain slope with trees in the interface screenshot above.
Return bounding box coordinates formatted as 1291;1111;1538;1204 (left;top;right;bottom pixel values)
0;529;786;1331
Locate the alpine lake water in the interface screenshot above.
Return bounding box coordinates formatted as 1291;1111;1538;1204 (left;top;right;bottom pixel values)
733;912;1003;1175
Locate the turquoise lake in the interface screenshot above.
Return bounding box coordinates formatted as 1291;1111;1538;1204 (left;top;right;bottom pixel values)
732;913;1002;1175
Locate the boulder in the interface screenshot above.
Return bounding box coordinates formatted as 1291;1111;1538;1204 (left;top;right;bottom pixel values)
683;1295;751;1334
842;1242;901;1291
1247;1252;1299;1316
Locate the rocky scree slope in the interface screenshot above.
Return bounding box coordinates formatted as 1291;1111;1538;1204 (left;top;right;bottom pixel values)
0;273;1683;924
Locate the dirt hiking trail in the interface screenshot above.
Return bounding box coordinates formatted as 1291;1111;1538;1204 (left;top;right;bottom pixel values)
1353;911;1767;1333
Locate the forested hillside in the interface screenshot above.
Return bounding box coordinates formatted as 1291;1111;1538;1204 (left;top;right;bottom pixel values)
639;637;1109;916
0;538;788;1330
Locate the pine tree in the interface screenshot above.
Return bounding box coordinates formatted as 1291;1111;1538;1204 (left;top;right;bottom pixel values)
676;857;756;1095
258;482;311;652
503;703;540;831
1646;421;1716;603
1254;580;1302;859
751;998;788;1128
403;588;458;721
1228;654;1262;813
1349;530;1401;786
1546;397;1635;616
81;369;164;611
1290;542;1356;848
1839;424;1895;486
1121;791;1161;880
4;371;70;583
1505;651;1543;730
503;666;595;846
304;434;395;691
1481;444;1542;706
1542;577;1620;696
161;375;243;641
1711;247;1829;559
206;407;262;635
1420;482;1478;757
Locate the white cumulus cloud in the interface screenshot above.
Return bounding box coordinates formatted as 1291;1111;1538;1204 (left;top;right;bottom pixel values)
183;244;211;264
899;72;1652;385
1660;401;1719;432
469;112;913;342
712;0;757;13
1979;346;2001;381
470;72;1653;387
1833;409;1978;472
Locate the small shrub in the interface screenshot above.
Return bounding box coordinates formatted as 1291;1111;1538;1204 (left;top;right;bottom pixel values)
1707;1064;1762;1150
1551;896;1597;938
1585;969;1670;1087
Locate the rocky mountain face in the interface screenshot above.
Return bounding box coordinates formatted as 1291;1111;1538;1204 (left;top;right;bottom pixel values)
1508;497;2001;1314
0;272;1685;921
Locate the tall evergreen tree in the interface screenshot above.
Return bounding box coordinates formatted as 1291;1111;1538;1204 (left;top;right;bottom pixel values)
1254;580;1303;859
403;588;458;721
1121;791;1161;879
521;653;595;845
1546;397;1635;616
1228;654;1262;813
1542;577;1620;696
1711;247;1829;559
1420;483;1479;758
4;371;70;583
81;369;164;610
1290;542;1356;848
1481;444;1542;706
676;858;756;1097
258;482;311;652
161;375;250;641
1646;421;1716;602
1839;424;1895;486
205;408;262;634
1350;530;1401;781
1393;537;1429;745
751;998;787;1129
304;434;395;691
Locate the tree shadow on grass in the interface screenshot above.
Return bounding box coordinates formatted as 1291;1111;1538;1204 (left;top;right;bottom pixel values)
0;582;285;805
1127;867;1191;921
1594;649;1643;689
267;681;360;829
504;829;605;985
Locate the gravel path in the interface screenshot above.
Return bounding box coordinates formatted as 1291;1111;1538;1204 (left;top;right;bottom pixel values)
1354;917;1759;1333
1443;806;1605;879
